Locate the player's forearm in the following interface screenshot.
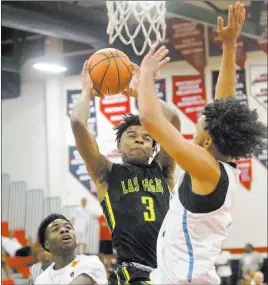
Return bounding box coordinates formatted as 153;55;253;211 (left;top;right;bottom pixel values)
135;85;179;127
71;89;92;126
215;44;237;100
138;73;164;129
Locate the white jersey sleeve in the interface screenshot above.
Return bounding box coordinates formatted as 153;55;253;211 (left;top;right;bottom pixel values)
74;255;108;284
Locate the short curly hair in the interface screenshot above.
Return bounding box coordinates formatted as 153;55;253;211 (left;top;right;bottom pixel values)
203;97;267;159
37;213;71;251
114;113;156;147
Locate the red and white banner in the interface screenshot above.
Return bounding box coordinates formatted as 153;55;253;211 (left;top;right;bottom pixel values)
249;1;268;54
172;75;206;124
208;27;246;68
100;94;130;126
235;158;252;190
249;64;267;109
168;18;206;74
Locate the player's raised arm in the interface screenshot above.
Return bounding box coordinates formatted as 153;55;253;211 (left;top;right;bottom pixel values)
154;100;180;188
124;64;181;189
71;60;112;201
215;2;245;99
138;44;220;186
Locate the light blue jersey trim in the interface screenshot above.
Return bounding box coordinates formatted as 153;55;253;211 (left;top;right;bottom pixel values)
182;208;194;282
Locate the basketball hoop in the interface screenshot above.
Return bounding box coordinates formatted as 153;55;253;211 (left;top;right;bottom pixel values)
106;1;166;56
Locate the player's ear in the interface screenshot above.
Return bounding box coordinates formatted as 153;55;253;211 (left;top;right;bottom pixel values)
44;240;50;251
203;136;213;149
117;142;122;153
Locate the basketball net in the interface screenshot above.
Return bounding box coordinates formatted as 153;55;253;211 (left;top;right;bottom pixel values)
106;1;166;56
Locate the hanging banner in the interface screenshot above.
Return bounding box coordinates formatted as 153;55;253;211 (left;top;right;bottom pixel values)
235;158;252;190
100;94;130;126
67;90;97;137
249;64;267;167
98;140;122;164
68;146;97;196
256;1;267;53
249;65;267;109
208;27;246;68
135;79;166;109
167;18;206;74
165;42;185;62
172;75;206;124
212;69;247;104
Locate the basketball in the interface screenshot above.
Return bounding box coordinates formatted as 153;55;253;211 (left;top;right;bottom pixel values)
88;48;133;95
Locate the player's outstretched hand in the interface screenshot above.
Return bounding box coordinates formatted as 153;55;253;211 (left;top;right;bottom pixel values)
81;60;93;90
217;1;246;46
123;63;160;98
81;60;102;97
140;43;170;75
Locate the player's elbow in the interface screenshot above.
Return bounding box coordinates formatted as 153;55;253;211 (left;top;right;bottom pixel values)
71;116;86;135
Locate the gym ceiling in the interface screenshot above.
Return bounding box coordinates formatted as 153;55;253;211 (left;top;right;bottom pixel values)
1;1;262;76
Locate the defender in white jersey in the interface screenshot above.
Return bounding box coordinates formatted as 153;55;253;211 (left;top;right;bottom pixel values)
35;213;107;285
137;2;267;284
150;162;239;284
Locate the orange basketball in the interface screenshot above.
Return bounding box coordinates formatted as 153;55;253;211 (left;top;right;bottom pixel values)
88;48;133;95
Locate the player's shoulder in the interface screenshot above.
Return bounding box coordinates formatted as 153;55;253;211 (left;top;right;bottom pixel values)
34;265;52;284
77;254;103;266
74;255;108;284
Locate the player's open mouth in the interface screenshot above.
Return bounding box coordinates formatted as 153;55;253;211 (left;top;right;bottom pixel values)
131;148;144;153
61;235;72;242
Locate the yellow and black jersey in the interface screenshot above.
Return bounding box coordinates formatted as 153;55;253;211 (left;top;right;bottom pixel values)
101;161;170;268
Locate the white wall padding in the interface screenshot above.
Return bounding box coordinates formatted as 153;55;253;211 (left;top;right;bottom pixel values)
8;181;27;229
86;216;100;254
43;197;61;218
25;189;45;240
61;205;77;220
2;174;10;221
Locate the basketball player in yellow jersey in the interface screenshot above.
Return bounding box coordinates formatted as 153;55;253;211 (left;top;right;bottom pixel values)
138;2;267;284
71;56;180;283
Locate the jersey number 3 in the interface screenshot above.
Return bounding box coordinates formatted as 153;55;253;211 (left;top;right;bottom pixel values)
141;196;156;222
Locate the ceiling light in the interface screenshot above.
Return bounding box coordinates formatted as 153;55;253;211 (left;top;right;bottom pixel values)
33;62;67;73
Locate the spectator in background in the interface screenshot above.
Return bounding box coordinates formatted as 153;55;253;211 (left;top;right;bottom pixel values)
2;230;32;257
215;250;233;285
29;249;52;284
251;271;266;285
240;244;263;279
70;197;100;254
